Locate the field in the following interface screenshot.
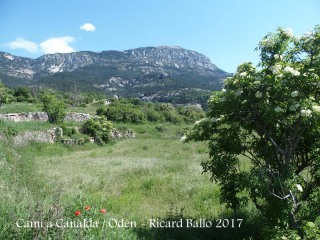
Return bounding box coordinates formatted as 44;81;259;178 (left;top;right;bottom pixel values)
0;102;261;240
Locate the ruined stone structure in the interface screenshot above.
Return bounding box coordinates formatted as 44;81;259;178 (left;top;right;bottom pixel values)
111;128;136;139
0;112;90;122
13;127;62;146
11;127;135;146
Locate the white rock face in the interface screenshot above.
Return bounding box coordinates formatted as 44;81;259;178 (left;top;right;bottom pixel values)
48;64;63;73
4;53;14;60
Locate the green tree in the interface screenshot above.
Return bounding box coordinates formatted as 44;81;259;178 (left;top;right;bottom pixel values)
0;81;13;107
41;92;66;124
186;26;320;237
13;86;34;102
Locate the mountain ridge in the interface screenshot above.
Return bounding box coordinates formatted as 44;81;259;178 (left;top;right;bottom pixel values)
0;46;231;105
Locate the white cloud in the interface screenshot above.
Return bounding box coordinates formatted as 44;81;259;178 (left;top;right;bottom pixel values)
40;36;75;54
80;23;96;32
7;38;39;53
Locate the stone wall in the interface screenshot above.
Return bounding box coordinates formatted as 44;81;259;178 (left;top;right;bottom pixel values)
111;128;136;139
11;128;136;146
0;112;90;122
13;127;61;146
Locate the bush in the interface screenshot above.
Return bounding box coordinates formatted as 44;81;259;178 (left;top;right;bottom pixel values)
81;116;113;145
145;108;164;122
13;87;34;102
103;102;146;124
41;92;66;124
179;106;205;123
60;124;77;137
96;106;107;116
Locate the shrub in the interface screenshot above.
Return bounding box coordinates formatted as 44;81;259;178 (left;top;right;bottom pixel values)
81;116;113;145
145;108;164;122
96;106;107;116
180;106;205;123
103;102;146;124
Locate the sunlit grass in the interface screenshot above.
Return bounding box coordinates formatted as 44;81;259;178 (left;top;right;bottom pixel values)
0;102;43;113
24;139;221;221
0;116;262;239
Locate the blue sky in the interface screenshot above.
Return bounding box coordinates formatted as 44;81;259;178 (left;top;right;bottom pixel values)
1;0;319;72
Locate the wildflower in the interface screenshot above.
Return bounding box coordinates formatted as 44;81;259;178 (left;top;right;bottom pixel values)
300;109;312;117
269;65;282;75
180;135;187;142
291;91;298;97
84;206;91;211
283;27;293;37
195;120;201;125
221;88;227;93
274;106;284;113
283;66;300;76
239;72;248;78
211;117;221;123
296;184;303;192
253;81;261;85
312;105;320;113
273;54;283;60
75;211;81;216
255;91;262;98
195;119;205;126
100;209;107;213
261;38;276;48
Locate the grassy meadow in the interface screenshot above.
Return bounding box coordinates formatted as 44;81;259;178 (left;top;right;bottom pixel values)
0;102;262;240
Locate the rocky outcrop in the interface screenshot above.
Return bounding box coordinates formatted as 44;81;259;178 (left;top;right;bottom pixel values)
0;47;226;80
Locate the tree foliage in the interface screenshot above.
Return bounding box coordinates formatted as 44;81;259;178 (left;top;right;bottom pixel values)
186;26;320;236
41;91;66;124
13;86;34;102
0;81;13;107
97;99;203;124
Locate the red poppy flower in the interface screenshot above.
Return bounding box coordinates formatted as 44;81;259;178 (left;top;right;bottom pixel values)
99;208;107;213
75;210;81;216
84;206;91;211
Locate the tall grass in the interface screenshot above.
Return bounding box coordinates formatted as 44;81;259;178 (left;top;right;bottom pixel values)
0;102;43;114
0;119;265;239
